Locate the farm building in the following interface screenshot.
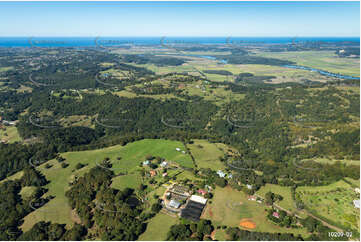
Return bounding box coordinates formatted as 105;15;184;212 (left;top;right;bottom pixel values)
217;170;226;178
176;148;181;151
180;195;208;222
353;199;360;209
168;200;181;209
143;160;150;166
160;161;168;167
190;195;207;205
205;185;212;192
171;185;189;195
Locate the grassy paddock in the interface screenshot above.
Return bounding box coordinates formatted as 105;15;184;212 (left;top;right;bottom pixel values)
138;212;178;241
202;186;308;236
0;125;21;143
20;139;193;231
256;184;297;214
297;180;360;231
255;51;360;77
187;139;226;170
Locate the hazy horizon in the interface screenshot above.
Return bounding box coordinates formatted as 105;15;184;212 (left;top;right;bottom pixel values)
0;1;359;37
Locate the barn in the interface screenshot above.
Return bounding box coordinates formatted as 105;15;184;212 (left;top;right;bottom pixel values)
180;195;207;222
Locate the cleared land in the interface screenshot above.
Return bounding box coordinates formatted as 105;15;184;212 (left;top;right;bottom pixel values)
187;139;226;170
0;66;14;72
255;51;360;77
312;158;360;166
297;179;360;231
20;139;193;231
202;186;308;236
233;64;337;83
0;125;21;143
19;186;36;200
111;173;142;190
256;184;298;214
138;213;178;241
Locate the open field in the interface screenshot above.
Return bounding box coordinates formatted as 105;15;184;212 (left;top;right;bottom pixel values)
255;51;360;77
214;229;228;241
0;171;24;184
60;115;94;128
138;212;178;241
232;64;337;83
202;186;308;236
20;186;36;200
187;139;226;170
256;184;297;214
312;158;360;166
183;82;245;105
127;63;195;75
297;180;360;231
0;66;14;72
20;139;193;231
100;68;131;79
111;173;142;190
0;125;21;143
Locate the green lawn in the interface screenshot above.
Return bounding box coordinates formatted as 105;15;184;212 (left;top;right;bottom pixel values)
20;139;193;231
138;213;178;241
256;184;297;214
202;186;308;236
187;139;226;170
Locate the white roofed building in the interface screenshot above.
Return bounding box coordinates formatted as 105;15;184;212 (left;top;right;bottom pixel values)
168;200;181;209
353;199;360;209
190;195;207;205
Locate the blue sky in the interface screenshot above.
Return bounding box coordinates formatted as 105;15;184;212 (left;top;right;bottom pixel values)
0;1;359;37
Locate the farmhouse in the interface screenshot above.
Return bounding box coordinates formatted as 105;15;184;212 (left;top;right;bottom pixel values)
272;212;280;218
143;160;150;166
149;170;157;177
160;161;168;167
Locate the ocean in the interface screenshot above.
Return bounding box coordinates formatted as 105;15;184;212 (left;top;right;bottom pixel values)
0;37;359;48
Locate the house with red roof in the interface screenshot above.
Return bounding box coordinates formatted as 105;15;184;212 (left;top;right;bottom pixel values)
197;189;207;196
272;212;280;218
